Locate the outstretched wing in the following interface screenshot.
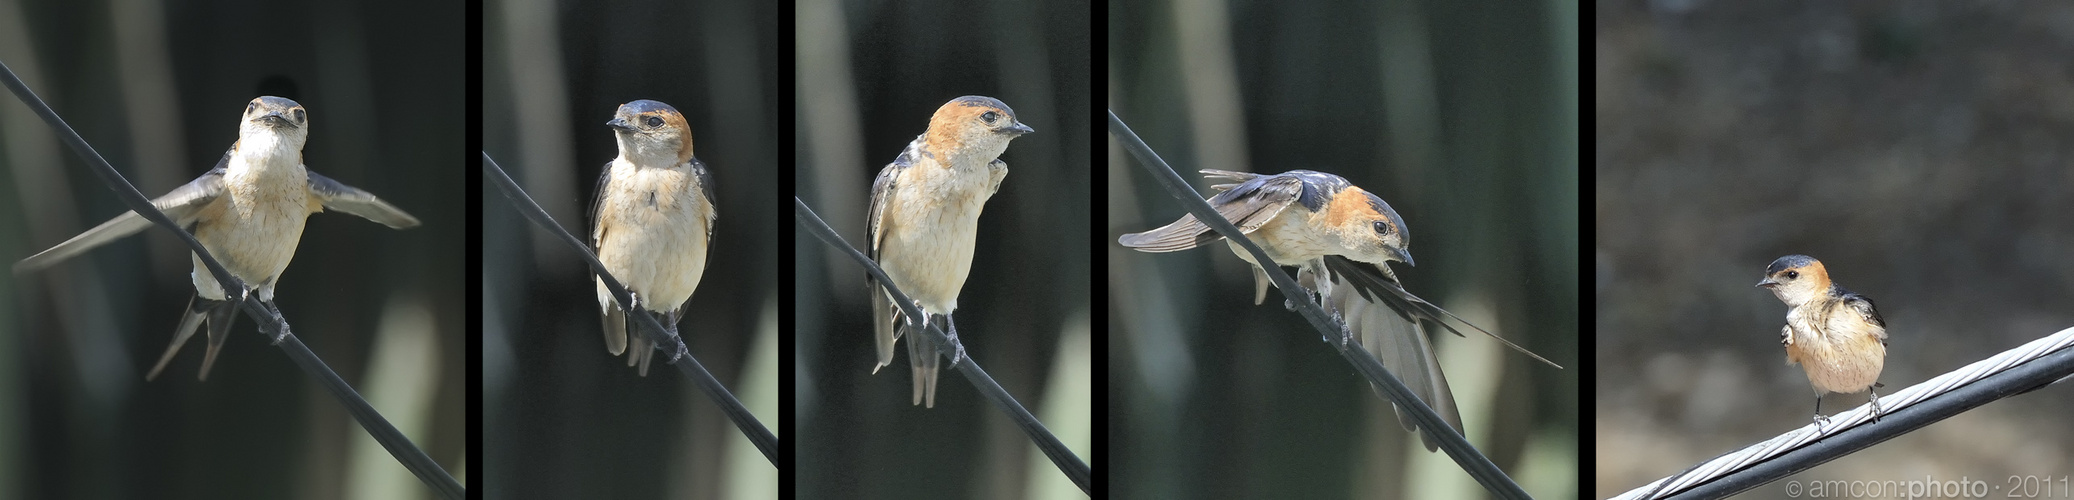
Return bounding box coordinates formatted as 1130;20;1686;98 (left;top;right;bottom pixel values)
1322;256;1563;369
14;153;232;273
1302;257;1460;452
306;171;420;229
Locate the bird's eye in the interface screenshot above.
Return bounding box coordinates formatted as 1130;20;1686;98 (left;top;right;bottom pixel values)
646;116;664;128
293;109;306;123
247;102;258;112
1372;220;1392;235
982;111;999;124
1785;271;1799;279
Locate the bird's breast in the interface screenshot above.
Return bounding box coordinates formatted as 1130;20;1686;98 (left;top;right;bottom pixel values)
1784;304;1887;394
594;162;712;312
875;160;996;314
1226;209;1330;268
191;160;314;299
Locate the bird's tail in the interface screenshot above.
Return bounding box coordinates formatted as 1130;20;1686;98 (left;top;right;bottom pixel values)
907;315;941;408
147;295;237;381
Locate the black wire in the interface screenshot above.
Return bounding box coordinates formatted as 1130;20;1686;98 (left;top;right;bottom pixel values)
794;198;1094;494
480;152;779;465
1108;109;1532;500
2;59;463;500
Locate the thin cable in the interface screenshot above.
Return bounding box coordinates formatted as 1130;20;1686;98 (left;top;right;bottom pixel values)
1616;327;2074;499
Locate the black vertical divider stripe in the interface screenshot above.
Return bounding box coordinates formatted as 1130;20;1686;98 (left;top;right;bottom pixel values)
775;0;802;495
464;0;486;496
466;0;485;493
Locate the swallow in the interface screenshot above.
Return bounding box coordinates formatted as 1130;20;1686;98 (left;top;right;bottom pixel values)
14;96;421;381
1119;169;1560;451
1757;254;1887;423
867;95;1033;407
590;99;716;376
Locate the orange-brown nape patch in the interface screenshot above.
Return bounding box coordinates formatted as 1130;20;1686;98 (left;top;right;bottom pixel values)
1319;186;1374;230
923;102;989;155
1802;259;1832;291
661;110;695;164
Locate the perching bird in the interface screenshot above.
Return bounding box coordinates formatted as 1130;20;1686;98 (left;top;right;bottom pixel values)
867;95;1033;407
590;99;716;376
1119;169;1560;451
14;96;420;381
1757;254;1887;423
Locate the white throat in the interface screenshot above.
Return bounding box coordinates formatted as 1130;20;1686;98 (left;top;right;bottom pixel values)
234;127;304;174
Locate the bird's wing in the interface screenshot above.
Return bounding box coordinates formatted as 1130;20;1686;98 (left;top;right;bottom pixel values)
1322;256;1563;369
1117;172;1302;252
14;157;230;273
306;171;420;229
1836;288;1887;342
1199;168;1264;190
866;151;912;372
690;157;717;310
589;162;614;250
1303;257;1460;452
589;162;627;356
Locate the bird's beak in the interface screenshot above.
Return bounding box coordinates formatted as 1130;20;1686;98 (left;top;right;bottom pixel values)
1388;246;1415;267
257;111;292;127
1003;121;1035;136
606;117;634;132
1756;278;1777;288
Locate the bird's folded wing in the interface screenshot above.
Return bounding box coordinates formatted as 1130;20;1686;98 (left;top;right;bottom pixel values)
307;171;420;229
1117;173;1301;252
867;157;905;369
691;158;717;275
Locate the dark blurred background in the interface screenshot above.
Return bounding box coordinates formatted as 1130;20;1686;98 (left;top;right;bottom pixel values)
481;0;779;498
1597;1;2074;497
794;0;1092;498
0;0;466;499
1110;0;1579;498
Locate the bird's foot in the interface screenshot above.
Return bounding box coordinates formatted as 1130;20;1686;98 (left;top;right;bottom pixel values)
946;317;968;366
1333;312;1354;347
664;321;687;362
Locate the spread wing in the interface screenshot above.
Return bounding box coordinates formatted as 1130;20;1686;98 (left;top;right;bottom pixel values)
1302;257;1460;452
1117;170;1303;252
307;171;420;229
866;149;913;372
1321;256;1563;369
14;152;231;273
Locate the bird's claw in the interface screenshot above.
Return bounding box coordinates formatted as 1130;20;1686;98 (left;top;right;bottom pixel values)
946;319;967;365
